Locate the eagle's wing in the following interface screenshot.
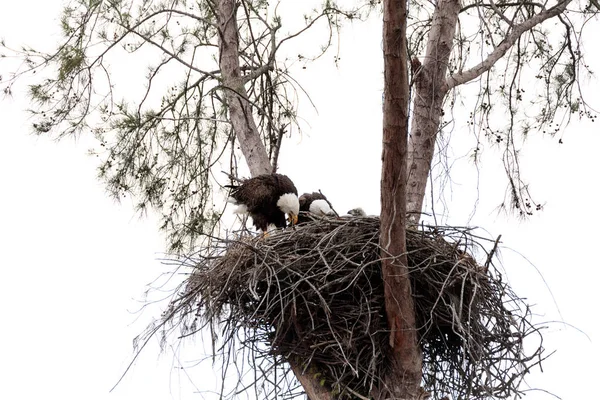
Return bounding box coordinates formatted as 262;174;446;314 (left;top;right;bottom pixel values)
234;175;279;212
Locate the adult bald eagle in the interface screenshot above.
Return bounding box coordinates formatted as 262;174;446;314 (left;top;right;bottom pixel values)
298;192;335;224
227;173;299;233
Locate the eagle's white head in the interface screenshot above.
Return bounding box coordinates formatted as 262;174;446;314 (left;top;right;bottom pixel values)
277;193;300;225
309;199;334;216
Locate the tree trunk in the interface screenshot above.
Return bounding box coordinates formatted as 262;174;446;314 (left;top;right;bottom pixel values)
405;0;568;224
216;2;331;397
379;0;422;398
289;360;333;400
406;0;461;225
216;0;272;177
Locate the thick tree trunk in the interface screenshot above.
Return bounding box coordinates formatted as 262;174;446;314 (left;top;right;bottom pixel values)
216;2;330;398
289;361;333;400
406;0;461;225
216;0;272;177
380;0;422;398
405;0;568;224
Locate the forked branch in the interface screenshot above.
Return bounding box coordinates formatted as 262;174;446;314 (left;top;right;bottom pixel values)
447;0;574;89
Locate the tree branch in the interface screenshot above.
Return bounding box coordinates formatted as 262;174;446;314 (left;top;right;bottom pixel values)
447;0;573;89
487;0;514;27
406;0;461;224
289;361;333;400
216;0;272;176
460;2;545;14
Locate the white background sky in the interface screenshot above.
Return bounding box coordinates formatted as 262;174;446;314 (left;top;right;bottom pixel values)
1;1;599;399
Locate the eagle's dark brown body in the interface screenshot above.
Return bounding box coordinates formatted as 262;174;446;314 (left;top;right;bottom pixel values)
298;192;332;224
228;173;299;232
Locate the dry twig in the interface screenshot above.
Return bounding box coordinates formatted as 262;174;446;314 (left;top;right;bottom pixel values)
148;216;546;399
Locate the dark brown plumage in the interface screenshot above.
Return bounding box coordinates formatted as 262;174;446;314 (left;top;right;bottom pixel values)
298;192;335;224
228;173;299;232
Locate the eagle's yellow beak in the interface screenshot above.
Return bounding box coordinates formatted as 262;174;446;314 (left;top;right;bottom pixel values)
289;213;298;226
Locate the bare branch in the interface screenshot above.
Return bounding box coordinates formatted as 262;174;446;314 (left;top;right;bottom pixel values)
447;0;574;89
487;0;514;26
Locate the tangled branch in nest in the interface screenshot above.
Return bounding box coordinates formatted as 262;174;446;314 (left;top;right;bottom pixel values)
158;216;546;399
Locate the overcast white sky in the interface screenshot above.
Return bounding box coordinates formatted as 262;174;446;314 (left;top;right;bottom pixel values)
1;1;599;399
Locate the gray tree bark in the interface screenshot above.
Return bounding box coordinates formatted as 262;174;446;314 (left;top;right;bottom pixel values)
406;0;461;225
216;0;272;177
406;0;572;224
216;1;330;397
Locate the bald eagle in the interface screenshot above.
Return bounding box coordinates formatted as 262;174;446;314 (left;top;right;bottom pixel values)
227;173;299;233
298;192;335;224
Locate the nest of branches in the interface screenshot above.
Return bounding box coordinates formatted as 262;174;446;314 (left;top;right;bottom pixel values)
162;216;545;399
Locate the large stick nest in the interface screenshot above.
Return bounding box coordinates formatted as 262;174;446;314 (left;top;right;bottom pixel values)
160;216;545;399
